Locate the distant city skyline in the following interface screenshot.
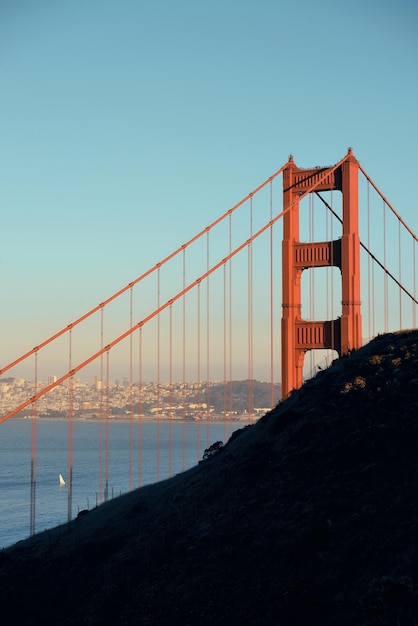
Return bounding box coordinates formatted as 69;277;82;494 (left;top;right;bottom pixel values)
0;376;281;423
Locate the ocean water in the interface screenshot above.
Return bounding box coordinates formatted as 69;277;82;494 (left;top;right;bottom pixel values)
0;418;242;549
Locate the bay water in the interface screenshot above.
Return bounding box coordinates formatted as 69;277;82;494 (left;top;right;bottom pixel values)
0;418;242;549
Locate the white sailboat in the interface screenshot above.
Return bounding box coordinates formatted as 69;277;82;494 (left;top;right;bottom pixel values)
59;473;65;487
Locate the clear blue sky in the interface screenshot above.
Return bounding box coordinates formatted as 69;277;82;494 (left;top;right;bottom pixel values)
1;0;417;379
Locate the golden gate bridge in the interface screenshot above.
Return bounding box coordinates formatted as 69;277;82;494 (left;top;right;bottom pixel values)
1;149;417;539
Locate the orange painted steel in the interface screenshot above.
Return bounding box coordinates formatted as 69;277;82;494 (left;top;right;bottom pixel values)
2;151;415;423
105;351;110;501
138;327;143;487
281;148;362;399
182;249;187;472
0;159;345;424
99;310;104;501
129;287;134;492
29;352;38;536
169;305;173;477
269;180;275;409
196;282;201;461
206;231;211;448
156;268;161;483
67;330;74;521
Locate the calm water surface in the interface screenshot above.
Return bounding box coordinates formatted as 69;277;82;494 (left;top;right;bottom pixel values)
0;418;242;548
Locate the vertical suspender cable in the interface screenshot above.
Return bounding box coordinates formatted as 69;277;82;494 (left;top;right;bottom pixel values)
138;326;143;487
325;194;329;337
414;237;417;328
383;201;388;332
99;308;104;503
330;191;335;352
105;349;110;501
30;351;38;536
182;248;186;471
325;190;331;365
169;304;173;477
372;251;376;338
367;182;371;341
206;230;210;447
248;196;253;419
269;179;274;409
223;261;227;442
398;219;402;329
309;194;314;375
312;194;315;368
197;281;201;462
228;213;233;434
68;329;73;522
129;287;133;491
369;181;375;337
156;267;161;483
328;191;334;364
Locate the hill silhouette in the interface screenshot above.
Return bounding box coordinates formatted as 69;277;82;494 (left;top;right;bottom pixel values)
1;330;418;625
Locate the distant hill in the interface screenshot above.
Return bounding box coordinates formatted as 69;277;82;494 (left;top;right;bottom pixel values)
1;330;418;625
188;379;282;413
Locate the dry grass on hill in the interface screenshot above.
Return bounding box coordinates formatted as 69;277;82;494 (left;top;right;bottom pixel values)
1;330;418;625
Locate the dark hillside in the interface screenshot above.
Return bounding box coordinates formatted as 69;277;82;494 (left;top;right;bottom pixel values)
1;330;418;625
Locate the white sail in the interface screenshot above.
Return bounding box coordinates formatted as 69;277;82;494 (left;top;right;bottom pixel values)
59;473;65;486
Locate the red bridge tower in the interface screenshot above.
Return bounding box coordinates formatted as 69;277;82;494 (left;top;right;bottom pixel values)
281;149;362;399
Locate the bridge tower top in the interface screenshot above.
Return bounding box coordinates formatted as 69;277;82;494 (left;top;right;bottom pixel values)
281;149;362;399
